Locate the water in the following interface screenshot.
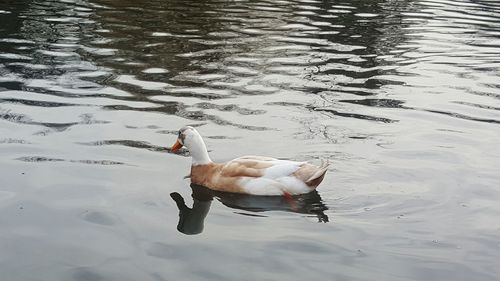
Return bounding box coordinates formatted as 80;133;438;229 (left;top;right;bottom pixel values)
1;0;500;280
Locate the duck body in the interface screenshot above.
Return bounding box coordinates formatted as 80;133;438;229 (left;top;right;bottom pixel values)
171;126;329;196
191;156;328;195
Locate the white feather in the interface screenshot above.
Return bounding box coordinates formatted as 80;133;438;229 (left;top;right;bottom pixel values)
276;177;310;194
239;177;285;195
262;161;303;179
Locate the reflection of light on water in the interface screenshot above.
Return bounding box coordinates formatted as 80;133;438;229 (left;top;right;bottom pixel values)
0;190;16;201
0;0;499;279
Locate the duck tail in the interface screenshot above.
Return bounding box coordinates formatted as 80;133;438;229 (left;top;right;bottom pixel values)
306;159;329;187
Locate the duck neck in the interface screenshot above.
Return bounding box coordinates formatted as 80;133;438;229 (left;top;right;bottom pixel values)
187;134;212;166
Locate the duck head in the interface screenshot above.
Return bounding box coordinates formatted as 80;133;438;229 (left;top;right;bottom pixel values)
171;126;212;165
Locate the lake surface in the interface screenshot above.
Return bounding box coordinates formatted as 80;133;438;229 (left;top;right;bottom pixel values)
1;0;500;280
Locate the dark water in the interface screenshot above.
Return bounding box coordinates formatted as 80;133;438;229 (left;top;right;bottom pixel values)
1;0;500;280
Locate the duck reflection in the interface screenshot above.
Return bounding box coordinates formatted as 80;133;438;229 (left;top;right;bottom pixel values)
170;184;329;235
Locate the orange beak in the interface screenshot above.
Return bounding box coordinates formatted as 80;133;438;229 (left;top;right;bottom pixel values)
171;139;183;152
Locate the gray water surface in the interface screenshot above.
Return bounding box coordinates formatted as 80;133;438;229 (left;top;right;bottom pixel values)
1;0;500;280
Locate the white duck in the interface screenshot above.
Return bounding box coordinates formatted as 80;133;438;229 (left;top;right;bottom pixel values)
170;126;329;196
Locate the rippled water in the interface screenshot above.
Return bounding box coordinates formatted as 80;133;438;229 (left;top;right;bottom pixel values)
1;0;500;280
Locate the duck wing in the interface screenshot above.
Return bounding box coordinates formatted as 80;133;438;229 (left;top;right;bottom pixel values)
221;156;304;179
195;156;329;195
218;157;318;195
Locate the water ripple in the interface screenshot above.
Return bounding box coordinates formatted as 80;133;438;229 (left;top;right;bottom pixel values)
1;0;500;279
15;156;126;165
